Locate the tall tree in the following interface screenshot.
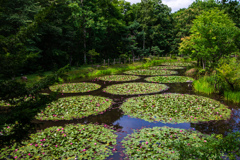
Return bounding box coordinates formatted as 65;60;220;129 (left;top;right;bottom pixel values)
179;8;240;69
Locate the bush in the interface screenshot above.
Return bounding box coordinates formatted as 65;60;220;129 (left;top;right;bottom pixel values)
217;57;240;91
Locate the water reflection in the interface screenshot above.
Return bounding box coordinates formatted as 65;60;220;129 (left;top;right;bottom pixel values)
33;67;240;159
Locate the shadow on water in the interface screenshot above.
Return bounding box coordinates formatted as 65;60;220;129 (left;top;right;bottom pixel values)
27;67;240;159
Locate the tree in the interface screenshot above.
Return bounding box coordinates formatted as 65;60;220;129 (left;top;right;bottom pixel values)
179;8;240;69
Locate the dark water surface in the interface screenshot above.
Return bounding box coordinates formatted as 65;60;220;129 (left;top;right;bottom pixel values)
35;68;240;159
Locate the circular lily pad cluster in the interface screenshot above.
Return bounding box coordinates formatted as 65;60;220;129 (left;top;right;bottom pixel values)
0;124;117;160
124;69;177;76
36;95;112;120
49;82;101;93
122;127;220;159
98;75;140;82
103;83;169;95
121;93;231;123
145;76;195;83
161;62;193;66
149;66;185;70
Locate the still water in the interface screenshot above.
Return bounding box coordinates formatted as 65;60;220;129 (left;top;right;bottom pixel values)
35;68;240;159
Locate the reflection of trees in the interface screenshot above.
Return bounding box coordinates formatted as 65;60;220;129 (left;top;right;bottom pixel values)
191;109;240;135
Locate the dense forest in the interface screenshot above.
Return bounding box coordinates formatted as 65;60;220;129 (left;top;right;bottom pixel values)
1;0;239;79
1;0;240;159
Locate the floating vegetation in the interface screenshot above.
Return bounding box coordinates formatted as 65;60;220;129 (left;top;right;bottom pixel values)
145;76;194;83
149;66;185;70
103;83;169;95
0;95;36;107
0;124;15;136
121;93;231;123
0;124;117;160
161;62;193;66
124;69;177;76
98;75;140;82
35;95;112;120
49;82;101;93
122;127;222;159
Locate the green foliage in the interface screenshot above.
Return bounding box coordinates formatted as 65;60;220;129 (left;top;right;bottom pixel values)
0;124;117;159
124;69;177;76
121;93;230;123
193;77;215;94
180;8;240;69
36;96;112;120
103;83;169;95
146;76;194;83
150;66;185;70
161;62;194;66
217;57;240;91
49;82;101;93
224;91;240;103
0;65;69;145
122;127;240;159
151;46;164;56
98;75;140;82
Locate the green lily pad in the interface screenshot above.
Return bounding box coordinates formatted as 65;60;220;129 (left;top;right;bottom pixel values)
161;62;193;66
145;76;195;83
124;69;177;76
149;66;185;70
49;82;101;93
35;95;112;120
103;83;169;95
0;124;117;160
122;126;222;159
121;93;231;123
98;75;140;81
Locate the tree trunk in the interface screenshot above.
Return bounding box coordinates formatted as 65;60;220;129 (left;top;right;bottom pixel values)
202;58;205;69
81;0;87;64
143;29;145;50
83;28;87;64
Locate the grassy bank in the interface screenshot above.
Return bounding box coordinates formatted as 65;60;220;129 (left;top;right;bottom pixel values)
224;91;240;103
192;75;240;104
17;58;181;86
193;76;216;95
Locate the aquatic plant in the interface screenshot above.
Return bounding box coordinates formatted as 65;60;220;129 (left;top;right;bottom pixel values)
193;78;215;95
121;93;231;123
145;76;194;83
103;83;169;95
149;66;185;70
224;91;240;103
49;82;101;93
0;124;117;159
122;127;240;159
35;95;112;120
98;75;140;82
161;62;193;66
124;69;177;76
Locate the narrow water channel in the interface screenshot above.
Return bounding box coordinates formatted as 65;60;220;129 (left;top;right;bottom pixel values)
34;67;240;159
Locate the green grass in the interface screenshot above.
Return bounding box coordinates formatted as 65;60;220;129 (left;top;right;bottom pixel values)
224;91;240;103
12;57;184;86
193;77;215;95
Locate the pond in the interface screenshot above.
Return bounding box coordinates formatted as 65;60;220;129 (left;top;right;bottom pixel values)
12;66;240;159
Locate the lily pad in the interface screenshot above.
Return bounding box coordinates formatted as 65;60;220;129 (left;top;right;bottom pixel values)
0;124;117;160
98;75;140;82
49;82;101;93
103;83;169;95
149;66;185;70
161;62;193;66
124;69;177;76
145;76;195;83
121;93;231;123
122;126;222;159
35;95;112;120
